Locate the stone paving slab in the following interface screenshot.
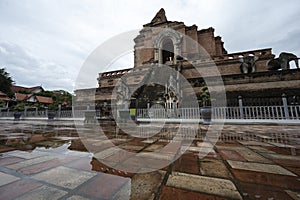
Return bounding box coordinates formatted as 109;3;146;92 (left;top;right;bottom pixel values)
173;153;199;174
232;168;300;190
19;156;80;175
228;160;297;176
15;185;68;200
262;152;300;161
199;158;232;179
159;186;227;200
268;142;296;148
187;146;216;155
145;144;164;151
0;179;42;200
136;152;174;161
5;150;50;159
6;155;57;170
32;166;96;189
0;156;25;166
142;139;157;144
247;146;276;154
94;147;121;160
196;141;214;148
0;171;20;187
238;181;296;200
219;149;247;161
119;144;145;151
64;157;93;171
92;140;112;146
166;172;242;200
77;172;131;200
235;148;273;163
131;170;165;200
66;195;91;200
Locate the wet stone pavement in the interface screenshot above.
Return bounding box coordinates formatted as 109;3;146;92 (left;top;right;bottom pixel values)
0;120;300;200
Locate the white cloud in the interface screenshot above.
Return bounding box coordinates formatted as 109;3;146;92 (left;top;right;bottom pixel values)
0;0;299;92
0;41;75;91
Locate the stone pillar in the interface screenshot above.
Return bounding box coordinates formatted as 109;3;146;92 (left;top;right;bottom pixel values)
158;49;163;64
154;49;159;63
282;93;289;119
238;96;244;119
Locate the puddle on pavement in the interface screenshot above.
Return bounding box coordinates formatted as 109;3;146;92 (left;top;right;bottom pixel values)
0;121;300;199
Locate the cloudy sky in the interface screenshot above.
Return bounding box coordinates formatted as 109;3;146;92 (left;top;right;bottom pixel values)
0;0;299;92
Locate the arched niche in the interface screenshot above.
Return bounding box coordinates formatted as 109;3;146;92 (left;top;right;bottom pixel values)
162;38;174;63
153;28;183;64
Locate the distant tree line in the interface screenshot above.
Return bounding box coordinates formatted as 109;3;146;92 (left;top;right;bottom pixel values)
0;68;73;110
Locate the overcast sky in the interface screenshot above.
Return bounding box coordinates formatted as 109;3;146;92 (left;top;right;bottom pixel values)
0;0;299;92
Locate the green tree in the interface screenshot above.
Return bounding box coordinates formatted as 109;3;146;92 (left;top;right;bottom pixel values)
36;89;73;110
0;68;14;97
197;86;214;107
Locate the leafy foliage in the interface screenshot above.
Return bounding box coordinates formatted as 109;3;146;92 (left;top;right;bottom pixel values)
0;100;6;108
0;68;14;97
198;85;214;107
12;102;25;111
36;89;73;110
17;90;31;94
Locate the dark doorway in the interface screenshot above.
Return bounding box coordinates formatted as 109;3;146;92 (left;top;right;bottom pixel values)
162;38;174;64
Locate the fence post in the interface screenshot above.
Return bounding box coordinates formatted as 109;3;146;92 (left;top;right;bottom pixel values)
282;93;289;120
173;101;177;118
72;106;74;118
147;102;150;117
58;104;61;118
24;106;27;117
238;96;244;119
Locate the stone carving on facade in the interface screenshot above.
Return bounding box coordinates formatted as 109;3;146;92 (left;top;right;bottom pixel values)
163;71;181;117
239;56;258;74
114;78;130;109
267;52;299;70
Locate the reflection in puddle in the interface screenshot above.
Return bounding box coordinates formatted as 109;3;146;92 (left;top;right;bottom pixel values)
0;121;300;199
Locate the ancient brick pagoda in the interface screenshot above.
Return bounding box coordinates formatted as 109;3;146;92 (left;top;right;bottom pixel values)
75;8;300;115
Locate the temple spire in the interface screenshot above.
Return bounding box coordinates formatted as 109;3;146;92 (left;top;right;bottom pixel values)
151;8;167;24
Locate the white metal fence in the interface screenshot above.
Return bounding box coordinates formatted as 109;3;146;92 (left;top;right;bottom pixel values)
136;105;300;120
213;105;300;120
0;105;299;120
0;110;86;119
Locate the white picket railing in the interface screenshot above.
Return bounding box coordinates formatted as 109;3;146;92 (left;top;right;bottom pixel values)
0;110;85;119
136;105;300;120
0;105;299;120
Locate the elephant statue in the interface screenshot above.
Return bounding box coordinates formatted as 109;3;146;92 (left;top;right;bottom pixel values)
239;56;258;74
267;52;299;70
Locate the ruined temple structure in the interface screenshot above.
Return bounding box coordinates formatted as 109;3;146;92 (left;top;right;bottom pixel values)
75;8;300;114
